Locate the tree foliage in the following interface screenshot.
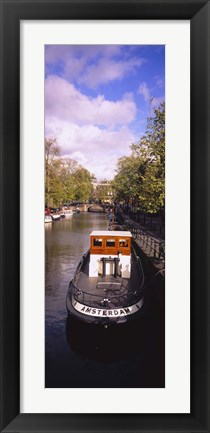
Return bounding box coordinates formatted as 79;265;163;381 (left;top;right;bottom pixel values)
112;101;165;214
112;155;148;204
45;138;62;206
45;138;93;206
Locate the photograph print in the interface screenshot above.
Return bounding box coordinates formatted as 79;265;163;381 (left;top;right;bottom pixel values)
45;44;165;388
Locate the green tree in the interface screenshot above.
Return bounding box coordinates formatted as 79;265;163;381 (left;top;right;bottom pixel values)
113;101;165;215
45;138;62;207
59;158;80;203
134;101;165;213
45;139;94;206
112;155;147;205
73;167;93;202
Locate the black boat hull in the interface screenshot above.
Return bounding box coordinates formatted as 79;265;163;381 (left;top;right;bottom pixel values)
66;235;145;325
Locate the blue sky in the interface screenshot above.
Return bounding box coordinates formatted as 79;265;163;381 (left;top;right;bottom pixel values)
45;45;165;180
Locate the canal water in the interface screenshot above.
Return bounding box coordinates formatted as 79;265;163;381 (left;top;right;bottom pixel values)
45;212;165;388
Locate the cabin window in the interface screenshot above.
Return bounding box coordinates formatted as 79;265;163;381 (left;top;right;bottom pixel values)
93;238;103;247
106;238;115;247
119;239;128;248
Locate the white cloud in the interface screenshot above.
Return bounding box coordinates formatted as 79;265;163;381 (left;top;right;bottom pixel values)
45;45;122;66
154;75;165;88
79;57;144;88
138;81;165;110
68;151;89;167
44;46;164;180
45;75;137;127
63;57;85;80
138;81;150;102
45;118;137;180
45;45;145;87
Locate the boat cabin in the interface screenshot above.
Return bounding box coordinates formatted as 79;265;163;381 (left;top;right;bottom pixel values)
89;231;132;279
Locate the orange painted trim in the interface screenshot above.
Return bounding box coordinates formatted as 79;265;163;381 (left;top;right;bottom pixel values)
90;235;131;256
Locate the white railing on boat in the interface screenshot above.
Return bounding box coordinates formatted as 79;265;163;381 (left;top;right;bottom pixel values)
70;246;144;309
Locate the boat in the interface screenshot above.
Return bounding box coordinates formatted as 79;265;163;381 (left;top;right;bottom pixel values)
45;215;53;223
51;213;60;221
72;207;80;214
64;210;73;217
66;230;145;325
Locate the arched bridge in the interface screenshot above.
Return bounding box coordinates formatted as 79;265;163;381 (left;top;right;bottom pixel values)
87;204;106;213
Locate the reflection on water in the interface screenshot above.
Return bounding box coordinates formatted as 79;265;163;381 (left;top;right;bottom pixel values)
66;315;145;363
45;213;107;299
45;212;165;388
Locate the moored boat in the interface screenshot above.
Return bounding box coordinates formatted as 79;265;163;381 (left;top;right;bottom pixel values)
51;214;61;221
64;210;73;217
45;215;53;223
72;208;80;214
66;230;144;325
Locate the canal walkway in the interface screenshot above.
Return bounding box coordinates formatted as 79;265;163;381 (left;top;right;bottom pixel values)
116;208;165;273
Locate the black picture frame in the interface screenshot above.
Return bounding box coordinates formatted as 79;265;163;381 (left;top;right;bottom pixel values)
0;0;209;432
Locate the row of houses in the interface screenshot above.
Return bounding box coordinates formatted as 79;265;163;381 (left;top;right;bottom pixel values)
91;179;113;203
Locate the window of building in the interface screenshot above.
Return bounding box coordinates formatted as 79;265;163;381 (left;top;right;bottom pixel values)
106;238;115;247
93;238;103;247
119;239;128;248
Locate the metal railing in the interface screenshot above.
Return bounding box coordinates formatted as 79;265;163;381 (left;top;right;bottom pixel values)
131;228;165;262
72;282;141;309
118;217;165;264
71;246;144;309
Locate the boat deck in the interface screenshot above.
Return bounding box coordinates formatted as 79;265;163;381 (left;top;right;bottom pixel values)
72;248;143;309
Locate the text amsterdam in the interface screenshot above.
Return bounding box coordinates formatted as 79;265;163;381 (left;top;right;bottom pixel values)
75;303;131;316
